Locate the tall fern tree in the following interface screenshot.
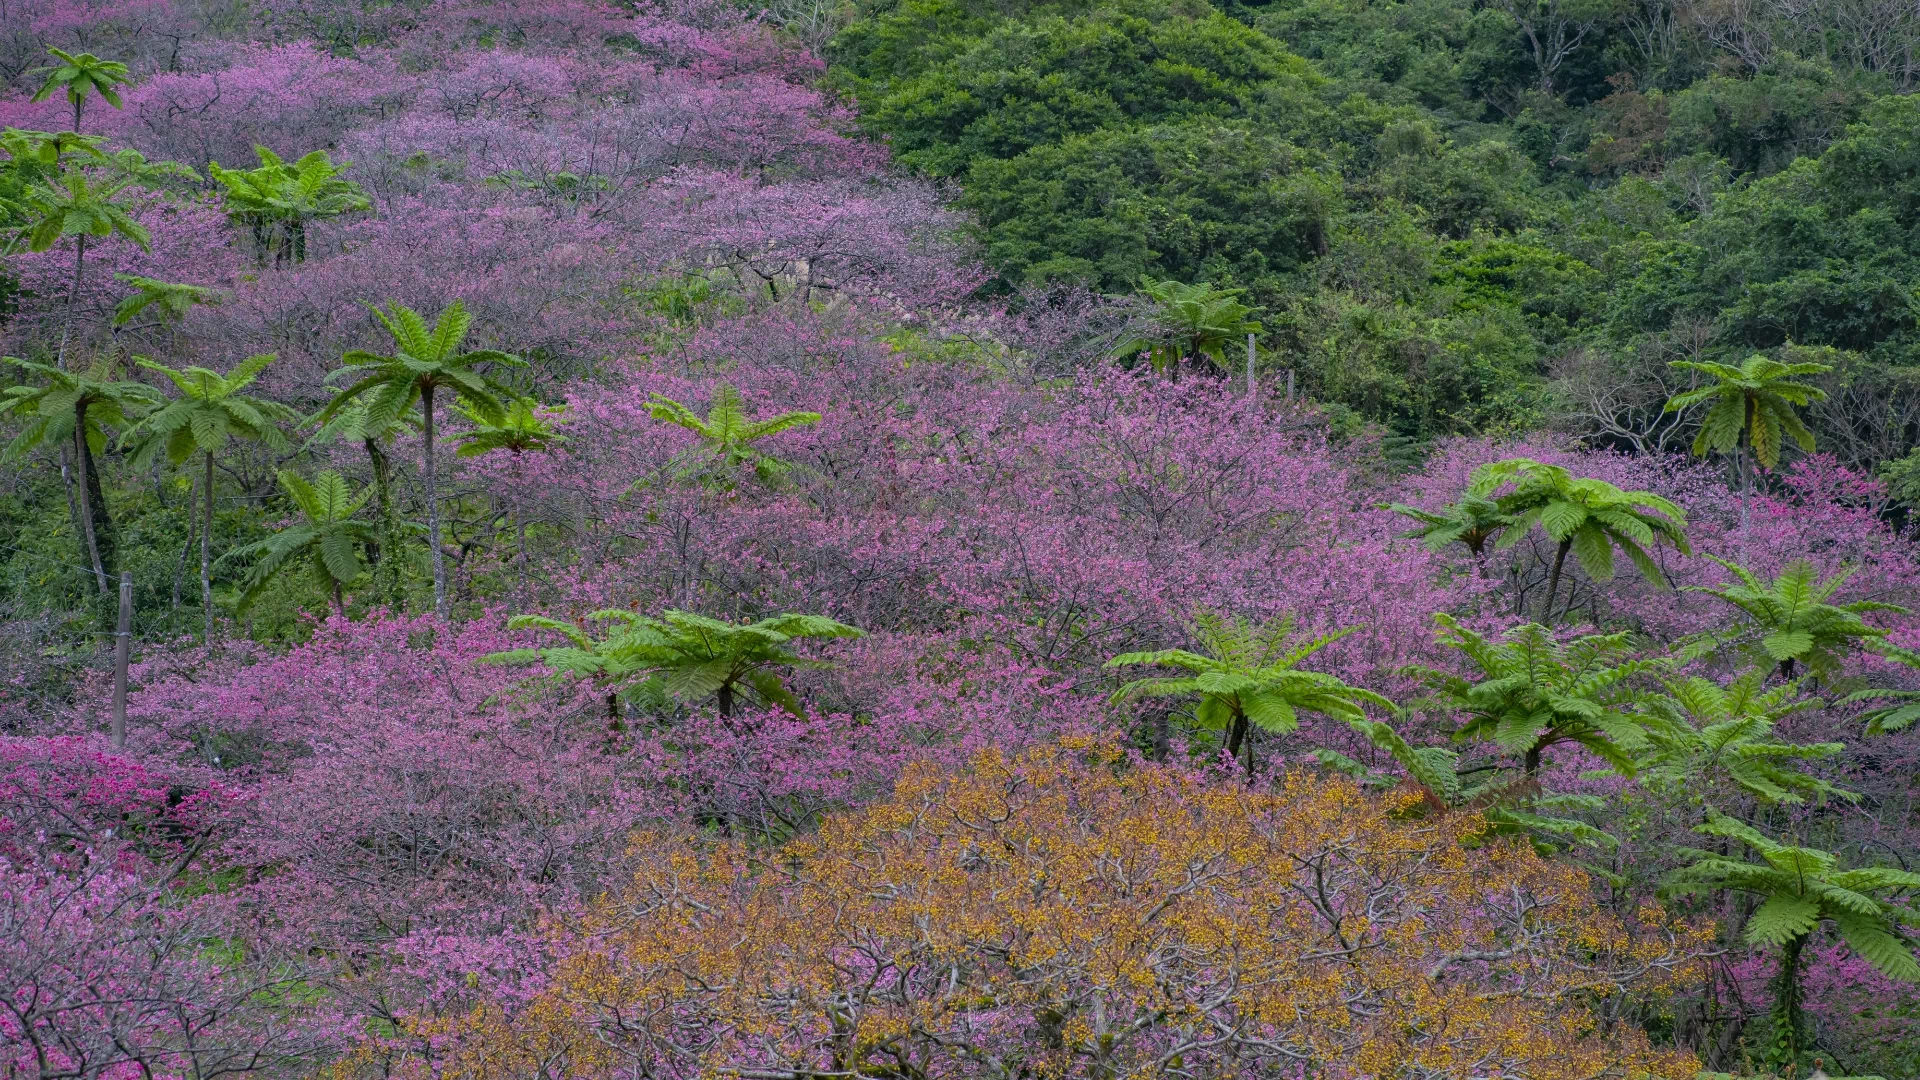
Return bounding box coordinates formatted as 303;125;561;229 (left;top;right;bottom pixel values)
1470;457;1690;620
645;384;819;488
1683;556;1905;682
217;470;376;618
207;146;371;266
1664;355;1830;545
122;354;299;642
1641;670;1848;807
306;398;419;611
1114;277;1263;380
0;355;157;594
1410;614;1666;777
30;47;129;132
488;608;864;720
1106;611;1396;777
13;162;150;365
320;300;522;619
1665;813;1920;1074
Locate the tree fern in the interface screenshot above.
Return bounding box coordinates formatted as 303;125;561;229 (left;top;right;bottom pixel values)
645;384;819;488
488;607;864;719
1107;610;1396;775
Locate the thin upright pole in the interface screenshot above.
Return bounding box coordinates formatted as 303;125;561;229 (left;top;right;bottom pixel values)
1286;369;1295;400
111;571;131;749
1246;333;1256;397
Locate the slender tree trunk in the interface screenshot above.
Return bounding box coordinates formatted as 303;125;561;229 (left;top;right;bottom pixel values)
512;454;529;607
1766;934;1809;1074
201;451;214;644
1739;397;1757;563
73;95;83;133
332;580;345;620
716;681;734;719
72;417;109;595
58;234;87;369
1225;711;1251;776
423;388;447;619
172;512;192;613
1544;538;1572;622
365;437;402;612
1524;744;1542;776
59;446;81;555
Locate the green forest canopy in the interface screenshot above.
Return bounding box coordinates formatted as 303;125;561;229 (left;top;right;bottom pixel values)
827;0;1920;455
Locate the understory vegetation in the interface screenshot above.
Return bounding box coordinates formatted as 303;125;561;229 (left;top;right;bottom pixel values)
5;0;1920;1077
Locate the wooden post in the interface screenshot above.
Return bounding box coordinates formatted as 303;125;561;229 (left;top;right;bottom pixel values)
1246;333;1256;397
111;571;131;750
1286;368;1295;400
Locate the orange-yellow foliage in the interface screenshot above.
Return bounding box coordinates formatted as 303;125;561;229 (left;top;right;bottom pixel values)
409;742;1707;1079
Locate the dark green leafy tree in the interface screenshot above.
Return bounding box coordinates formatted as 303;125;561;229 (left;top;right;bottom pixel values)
121;354;299;642
1641;670;1847;806
30;48;130;132
207;146;371;265
0;355;158;593
319;300;522;620
1106;610;1396;776
1470;457;1690;620
1682;556;1906;682
1664;355;1830;542
1114;278;1262;379
218;470;376;618
488;609;865;720
645;384;819;488
1665;814;1920;1075
963;124;1335;293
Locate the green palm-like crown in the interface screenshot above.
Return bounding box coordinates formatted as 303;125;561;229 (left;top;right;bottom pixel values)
646;384;820;486
488;608;864;717
208;145;371;222
30;48;130;113
217;470;378;613
1409;613;1667;775
11;165;150;256
319;299;523;427
112;275;220;327
119;353;300;465
1643;669;1847;806
0;355;160;458
1681;556;1907;681
456;397;568;457
1114;277;1262;375
1664;355;1831;470
1470;457;1690;586
1666;813;1920;980
1384;492;1511;555
1105;610;1408;778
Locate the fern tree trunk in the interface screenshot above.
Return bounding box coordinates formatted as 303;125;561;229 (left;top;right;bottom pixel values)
422;387;447;620
57;234;86;369
1544;538;1572;622
71;413;110;596
202;451;214;643
1225;711;1252;776
365;436;403;612
1765;934;1810;1076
